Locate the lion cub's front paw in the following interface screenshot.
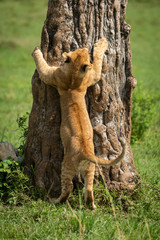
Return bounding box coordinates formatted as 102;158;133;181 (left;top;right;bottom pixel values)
32;46;41;57
94;38;108;53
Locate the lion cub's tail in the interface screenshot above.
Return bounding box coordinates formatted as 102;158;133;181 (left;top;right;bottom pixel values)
85;138;126;166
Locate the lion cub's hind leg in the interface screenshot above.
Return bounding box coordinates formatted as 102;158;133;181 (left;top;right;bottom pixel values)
81;162;96;210
54;156;78;204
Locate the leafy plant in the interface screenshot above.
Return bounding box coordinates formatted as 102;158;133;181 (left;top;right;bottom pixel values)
131;84;156;143
0;158;31;204
16;112;29;157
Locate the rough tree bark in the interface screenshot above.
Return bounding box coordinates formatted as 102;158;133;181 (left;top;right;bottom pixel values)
24;0;138;197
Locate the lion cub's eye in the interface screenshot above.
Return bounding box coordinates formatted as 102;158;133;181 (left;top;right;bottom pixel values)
65;56;71;63
82;64;88;72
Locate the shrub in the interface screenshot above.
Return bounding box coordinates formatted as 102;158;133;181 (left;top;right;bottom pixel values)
0;158;31;205
0;112;33;205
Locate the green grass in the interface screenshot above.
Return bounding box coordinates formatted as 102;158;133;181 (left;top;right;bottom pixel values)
0;199;159;240
0;0;160;239
0;181;159;239
127;0;160;93
0;0;47;147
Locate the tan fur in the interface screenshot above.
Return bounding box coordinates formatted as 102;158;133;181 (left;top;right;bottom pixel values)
32;38;126;209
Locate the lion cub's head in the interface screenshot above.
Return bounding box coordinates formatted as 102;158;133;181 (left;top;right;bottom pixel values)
61;48;92;90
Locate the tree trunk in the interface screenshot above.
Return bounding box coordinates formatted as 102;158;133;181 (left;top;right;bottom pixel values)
24;0;138;197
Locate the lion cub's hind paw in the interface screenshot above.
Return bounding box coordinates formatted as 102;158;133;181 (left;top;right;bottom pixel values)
84;202;97;210
91;203;97;210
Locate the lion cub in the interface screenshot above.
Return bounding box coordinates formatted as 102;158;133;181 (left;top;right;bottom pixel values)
32;38;126;209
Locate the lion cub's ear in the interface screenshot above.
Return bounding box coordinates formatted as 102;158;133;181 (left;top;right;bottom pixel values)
62;52;71;63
